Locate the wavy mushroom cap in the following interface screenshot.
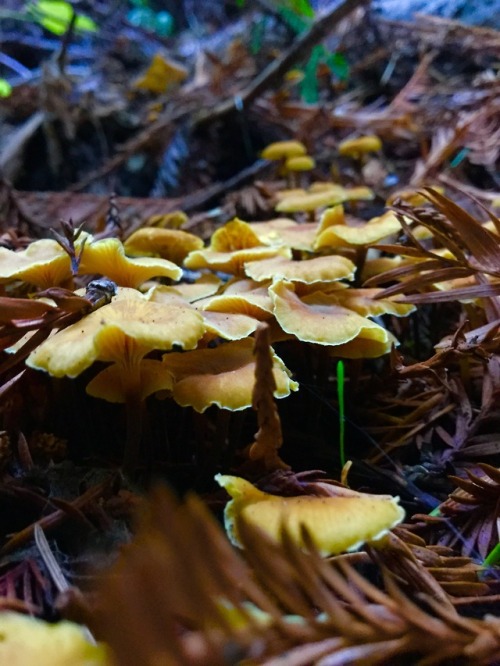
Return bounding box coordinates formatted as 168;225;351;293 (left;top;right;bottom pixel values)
215;474;405;555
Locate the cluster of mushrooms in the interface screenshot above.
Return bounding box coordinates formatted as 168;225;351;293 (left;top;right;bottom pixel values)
0;136;418;553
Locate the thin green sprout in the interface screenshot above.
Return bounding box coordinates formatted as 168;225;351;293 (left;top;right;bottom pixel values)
483;542;500;568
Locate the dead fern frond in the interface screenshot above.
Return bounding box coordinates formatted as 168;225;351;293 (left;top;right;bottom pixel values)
248;322;288;471
369;189;500;319
410;463;500;559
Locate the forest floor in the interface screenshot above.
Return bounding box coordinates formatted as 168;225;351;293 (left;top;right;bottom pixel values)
0;2;500;664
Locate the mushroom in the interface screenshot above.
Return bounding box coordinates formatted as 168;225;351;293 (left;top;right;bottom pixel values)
124;227;203;265
147;274;222;303
26;287;205;471
197;279;274;320
275;187;346;222
261;140;307;162
0;612;107;666
79;237;182;288
184;219;291;275
269;280;397;358
313;211;402;284
161;338;297;413
275;184;373;222
0;236;88;289
247;218;319;252
244;254;355;285
215;474;405;555
338;134;382;163
283;154;315;187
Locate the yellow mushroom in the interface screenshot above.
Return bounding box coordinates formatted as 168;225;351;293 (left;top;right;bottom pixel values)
162;338;297;413
215;474;405;555
261;140;306;161
0;612;108;666
124;227;203;265
338;135;382;160
184;219;291;275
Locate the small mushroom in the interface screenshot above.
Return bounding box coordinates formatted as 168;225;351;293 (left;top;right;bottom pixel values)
215;474;405;555
338;134;382;162
283;154;315;187
261;140;307;161
133;52;188;94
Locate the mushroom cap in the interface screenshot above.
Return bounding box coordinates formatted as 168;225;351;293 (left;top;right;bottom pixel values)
261;140;306;160
247;218;318;252
124;228;203;264
201;311;260;340
215;474;405;555
162;338;297;413
244;255;355;285
284;155;315;171
184;219;291;274
314;211;401;250
313;287;415;318
0;611;108;666
198;279;274;320
338;135;382;157
270;280;394;357
79;237;182;287
27;288;205;377
0;237;84;288
146;274;222;303
275;188;346;213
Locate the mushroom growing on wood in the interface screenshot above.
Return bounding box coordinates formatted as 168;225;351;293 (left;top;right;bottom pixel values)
215;474;405;556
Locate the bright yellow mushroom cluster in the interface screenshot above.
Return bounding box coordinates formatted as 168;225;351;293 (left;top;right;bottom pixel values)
6;168;421;472
186;216;414;358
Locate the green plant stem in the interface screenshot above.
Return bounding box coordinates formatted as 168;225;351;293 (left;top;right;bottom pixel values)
483;542;500;568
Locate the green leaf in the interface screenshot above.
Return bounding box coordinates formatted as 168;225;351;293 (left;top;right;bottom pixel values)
299;45;322;104
0;79;12;97
287;0;315;17
325;51;349;81
29;0;96;35
278;6;309;33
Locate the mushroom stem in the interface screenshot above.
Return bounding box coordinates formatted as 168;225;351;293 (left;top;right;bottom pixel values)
122;392;144;476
